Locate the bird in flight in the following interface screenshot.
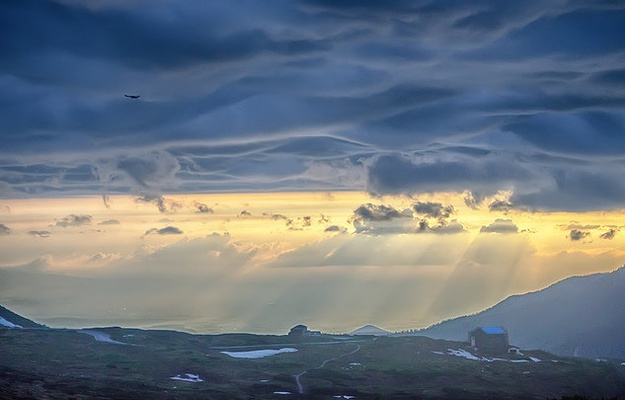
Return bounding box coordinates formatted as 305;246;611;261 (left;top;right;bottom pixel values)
124;94;140;99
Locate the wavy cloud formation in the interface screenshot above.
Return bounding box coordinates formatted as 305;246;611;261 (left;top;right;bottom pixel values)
0;1;624;211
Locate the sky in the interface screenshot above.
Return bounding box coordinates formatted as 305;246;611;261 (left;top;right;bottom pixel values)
1;0;625;334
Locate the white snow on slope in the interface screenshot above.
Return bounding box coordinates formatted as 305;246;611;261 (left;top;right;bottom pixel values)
78;330;127;345
273;391;291;395
0;317;22;329
434;349;541;364
447;348;480;361
221;348;297;359
170;373;203;382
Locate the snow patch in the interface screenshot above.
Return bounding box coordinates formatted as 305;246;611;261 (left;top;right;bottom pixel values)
510;359;530;363
273;391;291;395
529;357;541;362
170;373;203;382
431;351;444;355
221;348;297;359
333;396;356;399
0;317;22;329
447;348;480;361
349;362;362;366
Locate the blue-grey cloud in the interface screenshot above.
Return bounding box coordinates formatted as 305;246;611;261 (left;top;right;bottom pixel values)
28;230;52;238
98;219;120;225
600;229;617;240
562;222;600;231
569;229;590;241
145;226;184;236
135;194;181;214
488;200;513;213
324;225;346;233
353;203;408;221
0;223;12;235
480;219;519;234
55;214;92;228
412;201;454;220
195;203;213;214
1;0;624;211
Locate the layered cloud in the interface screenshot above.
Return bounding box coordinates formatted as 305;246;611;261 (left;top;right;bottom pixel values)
1;1;624;211
55;214;92;227
480;219;519;234
0;223;12;235
351;201;464;235
144;226;184;236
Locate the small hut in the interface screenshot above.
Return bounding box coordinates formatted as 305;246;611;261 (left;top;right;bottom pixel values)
288;324;308;337
469;326;509;354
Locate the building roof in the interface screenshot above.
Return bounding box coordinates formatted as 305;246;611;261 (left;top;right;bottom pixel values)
290;324;307;331
480;326;506;335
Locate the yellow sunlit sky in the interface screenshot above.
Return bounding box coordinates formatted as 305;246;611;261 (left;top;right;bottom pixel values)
1;191;623;334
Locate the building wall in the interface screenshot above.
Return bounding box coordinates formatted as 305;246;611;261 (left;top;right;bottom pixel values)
469;329;509;354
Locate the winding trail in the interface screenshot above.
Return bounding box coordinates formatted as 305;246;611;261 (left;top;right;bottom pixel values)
293;344;362;394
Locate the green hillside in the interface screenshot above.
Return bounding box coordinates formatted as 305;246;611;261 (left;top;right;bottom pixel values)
1;327;624;399
0;305;46;329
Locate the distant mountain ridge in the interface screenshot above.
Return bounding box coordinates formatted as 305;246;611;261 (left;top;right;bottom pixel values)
349;324;389;336
418;266;625;359
0;305;46;329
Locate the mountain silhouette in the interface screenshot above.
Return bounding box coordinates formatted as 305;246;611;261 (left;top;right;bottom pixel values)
419;266;625;359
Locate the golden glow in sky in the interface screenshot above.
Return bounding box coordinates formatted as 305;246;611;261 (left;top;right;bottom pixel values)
1;192;624;334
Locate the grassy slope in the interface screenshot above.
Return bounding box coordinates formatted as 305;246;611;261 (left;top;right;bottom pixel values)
0;305;46;329
1;328;624;399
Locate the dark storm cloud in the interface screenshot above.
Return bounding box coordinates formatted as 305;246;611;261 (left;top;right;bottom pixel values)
412;201;454;220
569;229;590;241
503;111;625;156
480;219;519;234
1;0;625;211
488;200;513;213
144;226;184;236
353;203;407;221
366;153;532;196
55;214;92;227
0;0;328;70
135;194;181;214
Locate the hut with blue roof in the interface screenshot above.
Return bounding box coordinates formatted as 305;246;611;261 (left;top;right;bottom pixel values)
469;326;509;354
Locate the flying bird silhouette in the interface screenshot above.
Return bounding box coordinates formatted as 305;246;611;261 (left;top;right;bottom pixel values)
124;94;140;99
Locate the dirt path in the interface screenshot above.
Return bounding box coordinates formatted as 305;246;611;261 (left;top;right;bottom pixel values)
293;344;362;394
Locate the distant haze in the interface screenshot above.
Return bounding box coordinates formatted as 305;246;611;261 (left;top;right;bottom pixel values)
1;194;624;334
